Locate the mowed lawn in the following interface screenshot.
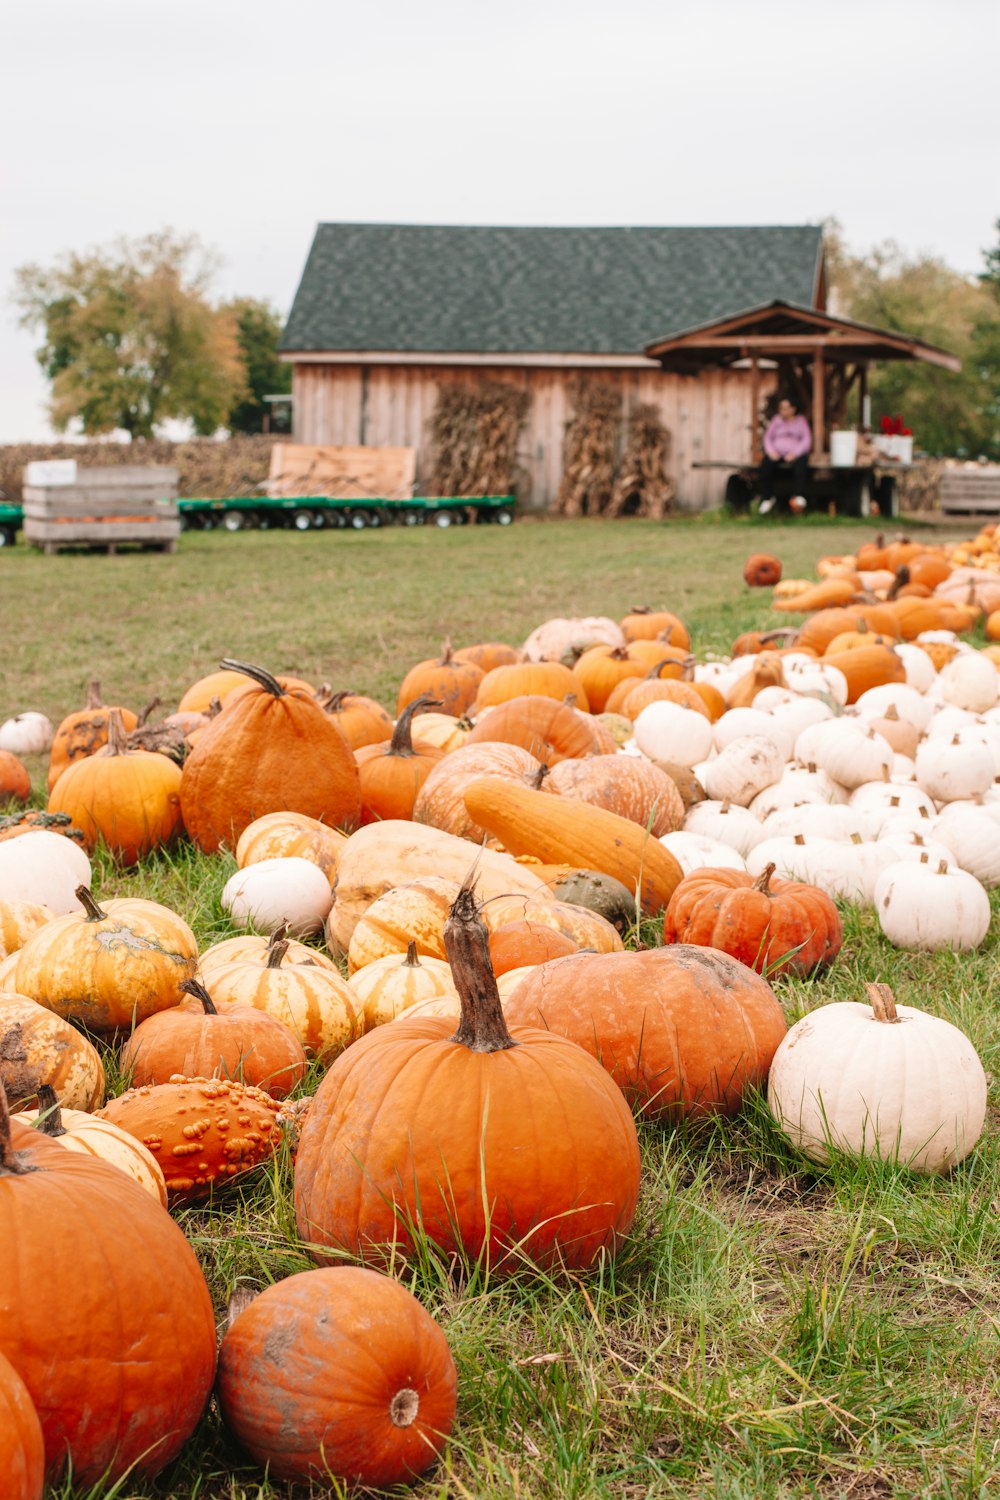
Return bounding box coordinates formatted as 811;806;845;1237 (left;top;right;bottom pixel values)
6;514;1000;1500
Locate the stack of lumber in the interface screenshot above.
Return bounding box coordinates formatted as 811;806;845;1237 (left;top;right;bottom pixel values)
22;463;180;555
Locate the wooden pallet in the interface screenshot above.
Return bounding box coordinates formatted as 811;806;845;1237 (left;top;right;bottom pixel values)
22;463;181;554
267;444;416;500
939;468;1000;516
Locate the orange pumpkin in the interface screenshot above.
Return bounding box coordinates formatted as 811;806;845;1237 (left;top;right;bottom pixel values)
46;682;138;792
177;668;251;714
355;695;446;824
464;696;608;763
619;607;691;650
663;862;842;976
413;742;545;842
571;645;650;714
0;753;31;806
475;660;589;712
822;644;907;703
618;676;709;721
0;1348;43;1500
316;689;394;750
546;754;684;835
488;919;579;974
396;641;483;718
180;660;362;853
743;553;783;587
453;641;522;673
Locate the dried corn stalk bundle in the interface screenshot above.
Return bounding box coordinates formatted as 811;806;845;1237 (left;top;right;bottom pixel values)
554;381;622;517
608;404;673;518
426;381;529;497
2;436;276;501
897;457;943;514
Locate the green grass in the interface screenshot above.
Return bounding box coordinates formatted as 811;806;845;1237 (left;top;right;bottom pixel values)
8;514;1000;1500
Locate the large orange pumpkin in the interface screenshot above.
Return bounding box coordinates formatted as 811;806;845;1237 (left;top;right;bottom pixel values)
180;659;362;853
464;695;610;762
217;1268;458;1487
0;1348;43;1500
546;754;684;836
663;862;842;976
46;681;138;792
413;741;545;842
504;944;786;1121
294;879;640;1274
355;694;446;824
475;660;589;712
0;1090;217;1485
396;641;484;718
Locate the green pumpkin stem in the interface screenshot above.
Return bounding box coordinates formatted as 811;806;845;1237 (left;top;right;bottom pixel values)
0;1085;35;1177
867;983;900;1024
179;978;219;1015
34;1084;66;1136
75;886;107;923
219;659;285;698
444;874;516;1054
389;694;443;756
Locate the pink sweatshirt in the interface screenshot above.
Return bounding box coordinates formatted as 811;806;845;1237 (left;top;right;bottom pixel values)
764;414;812;459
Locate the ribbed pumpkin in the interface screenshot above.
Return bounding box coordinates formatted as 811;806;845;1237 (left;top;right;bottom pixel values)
356;695;446;824
235;810;348;885
571;645;649;714
413;742;546;842
316;689;394;750
177;667;251;714
462;777;684;914
484;894;625;953
348;942;458;1031
743;553;782;587
208;939;360;1061
409;712;473;753
906;553;952;590
619;607;691;650
663;862;842;977
0;752;31;806
454;641;522;673
347;875;459;974
122;978;308;1098
47;709;183;864
98;1075;282;1203
197;926;339;982
0;1090;217;1485
620;676;712;721
396;641;484;718
798;607;899;655
0;994;105;1112
475;661;589;712
14;887;197;1033
488;920;579;974
180;660;361;853
217;1268;458;1488
546;755;684;836
46;681;138;792
504;944;786;1120
24;1085;166;1204
0;1348;43;1500
0;902;53;960
464;695;610;762
821;644;906;703
294;879;640;1273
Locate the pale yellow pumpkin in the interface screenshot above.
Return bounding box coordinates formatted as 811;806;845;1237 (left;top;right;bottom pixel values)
235;812;348;887
208;941;359;1061
0;901;54;960
346;876;460;975
347;943;458;1031
0;994;105;1111
198;929;338;982
23;1093;167;1204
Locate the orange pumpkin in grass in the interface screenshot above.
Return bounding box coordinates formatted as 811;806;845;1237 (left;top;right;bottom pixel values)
355;695;446;824
177;668;252;714
0;753;31;806
546;754;684;836
619;677;710;721
504;944;787;1121
743;553;783;587
396;641;483;718
475;660;589;712
663;863;841;976
619;607;691;650
0;1348;43;1500
464;696;608;762
413;742;546;843
906;553;952;590
488;919;579;974
315;690;393;750
453;641;522;673
571;644;656;714
603;656;696;715
822;645;907;703
624;638;694;672
180;660;361;853
46;682;138;792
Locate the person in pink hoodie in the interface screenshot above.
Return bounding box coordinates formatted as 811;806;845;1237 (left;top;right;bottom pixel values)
758;398;812;514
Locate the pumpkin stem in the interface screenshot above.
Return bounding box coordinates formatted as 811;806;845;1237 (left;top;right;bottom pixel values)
609;646;631;662
219;659;284;698
883;705;900;722
86;680;103;710
389;694;442;756
752;862;776;894
867;982;900;1024
266;938;291;970
628;604;653;616
402;941;420;968
320;689;354;713
75;886;107;923
528;762;550;790
444;875;516;1054
179;978;219;1015
267;922;290;949
389;1387;420;1428
439;639;454;665
34;1083;65;1136
137;696;161;728
104;707;129;757
887;566;910;601
0;1085;35;1177
206;696;223;720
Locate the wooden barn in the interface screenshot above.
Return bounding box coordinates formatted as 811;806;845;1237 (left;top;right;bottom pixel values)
279;223;829;510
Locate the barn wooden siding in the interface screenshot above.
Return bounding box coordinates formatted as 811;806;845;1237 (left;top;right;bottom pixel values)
290;364;774;511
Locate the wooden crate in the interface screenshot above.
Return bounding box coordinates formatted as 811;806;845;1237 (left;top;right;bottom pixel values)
22;464;180;554
939;468;1000;516
267;444;416;500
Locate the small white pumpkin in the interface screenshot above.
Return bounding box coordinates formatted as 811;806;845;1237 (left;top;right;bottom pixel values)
768;983;987;1173
795;720;893;791
221;856;334;937
874;856;990;951
759;804;877;843
745;834;871;901
659;830;747;876
0;831;91;915
713;708;794;761
748;765;848;820
0;712;54;756
939;653;999;713
634;701;715;769
931;804;1000;887
894;642;937;692
770;695;835;741
683;800;765;856
701;735;784;807
914;733;995;804
854;682;934;734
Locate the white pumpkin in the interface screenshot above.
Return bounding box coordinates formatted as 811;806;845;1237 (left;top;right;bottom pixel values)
782;659;849;706
701;735;784;807
854;682;934;734
0;832;91;915
770;695;835;741
768;984;987;1173
521;616;623;663
0;712;54;755
745;835;871;901
939;653;999;713
634;701;715;769
713;708;794;761
659;830;747;876
848;778;936;827
759;804;877;844
751;686;796;712
683;800;765;856
748;765;848;820
931;804;1000;887
874;857;991;951
221;856;334;937
795;720;893;791
914;734;995;804
894;643;937;692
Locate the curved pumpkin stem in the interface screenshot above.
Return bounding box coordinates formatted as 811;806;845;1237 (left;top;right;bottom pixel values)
219;659;284;698
867;982;900;1024
206;696;223;720
319;689;356;713
179;977;219;1015
389;694;442;756
266;938;291;971
75;886;107;923
528;762;550;791
34;1083;66;1136
0;1085;34;1177
752;863;777;894
444;875;516;1054
137;696;161;729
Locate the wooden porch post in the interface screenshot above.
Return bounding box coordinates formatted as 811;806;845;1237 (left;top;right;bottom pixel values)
749;357;761;462
858;363;868;428
812;348;826;459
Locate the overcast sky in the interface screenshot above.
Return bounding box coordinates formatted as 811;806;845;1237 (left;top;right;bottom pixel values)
2;0;997;443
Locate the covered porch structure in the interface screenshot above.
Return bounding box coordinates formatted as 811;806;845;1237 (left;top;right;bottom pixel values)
644;301;960;515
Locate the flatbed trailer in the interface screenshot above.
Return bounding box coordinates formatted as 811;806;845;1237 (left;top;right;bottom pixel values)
0;493;515;546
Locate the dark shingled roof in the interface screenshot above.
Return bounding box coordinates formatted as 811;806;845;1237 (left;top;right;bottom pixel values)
281;223;824;355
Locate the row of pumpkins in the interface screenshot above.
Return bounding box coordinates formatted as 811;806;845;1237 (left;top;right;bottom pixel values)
2;542;999;1494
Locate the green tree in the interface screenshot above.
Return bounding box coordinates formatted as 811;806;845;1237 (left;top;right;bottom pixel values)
825;221;1000;459
14;231;246;439
224;298;291;433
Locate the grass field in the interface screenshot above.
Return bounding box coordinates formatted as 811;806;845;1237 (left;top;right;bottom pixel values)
7;515;1000;1500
